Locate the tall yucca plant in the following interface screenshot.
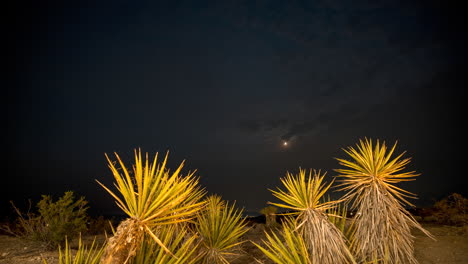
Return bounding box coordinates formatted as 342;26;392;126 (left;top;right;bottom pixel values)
335;138;434;264
96;149;205;264
268;169;355;264
196;195;249;264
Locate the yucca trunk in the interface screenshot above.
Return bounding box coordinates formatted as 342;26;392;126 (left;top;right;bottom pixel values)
100;218;144;264
299;209;354;264
350;181;429;264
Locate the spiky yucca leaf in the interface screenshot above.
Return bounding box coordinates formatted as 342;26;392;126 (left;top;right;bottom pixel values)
335;138;433;264
42;234;105;264
96;149;206;264
268;169;355;264
196;195;249;264
324;196;349;234
130;225;199;264
252;219;310;264
335;138;419;207
269;169;337;212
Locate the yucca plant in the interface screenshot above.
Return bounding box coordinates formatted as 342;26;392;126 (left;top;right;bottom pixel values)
252;218;310;264
195;195;249;264
130;224;200;264
335;138;434;264
96;149;206;264
42;234;105;264
324;196;349;235
268;169;355;264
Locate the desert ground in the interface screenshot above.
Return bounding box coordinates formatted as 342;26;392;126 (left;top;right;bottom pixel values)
0;220;466;264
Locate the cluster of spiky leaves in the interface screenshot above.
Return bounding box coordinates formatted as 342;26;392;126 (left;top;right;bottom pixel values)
42;234;105;264
130;225;199;264
335;138;434;263
96;149;206;264
196;195;249;264
253;219;310;264
323;196;350;236
265;169;355;264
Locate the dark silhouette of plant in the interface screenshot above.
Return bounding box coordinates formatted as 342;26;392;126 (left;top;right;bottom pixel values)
433;193;468;226
260;206;278;228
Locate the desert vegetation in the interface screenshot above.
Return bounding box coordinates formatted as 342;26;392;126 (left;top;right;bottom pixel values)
256;169;355;264
335;138;435;263
3;138;462;264
3;191;89;249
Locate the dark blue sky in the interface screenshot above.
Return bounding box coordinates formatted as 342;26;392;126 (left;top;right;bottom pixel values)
6;0;466;216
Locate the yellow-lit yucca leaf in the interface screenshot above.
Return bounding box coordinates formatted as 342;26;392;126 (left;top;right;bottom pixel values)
253;220;310;264
196;195;249;264
269;169;338;213
130;225;200;264
42;234;105;264
334;138;434;264
334;138;418;207
267;169;355;264
96;149;206;264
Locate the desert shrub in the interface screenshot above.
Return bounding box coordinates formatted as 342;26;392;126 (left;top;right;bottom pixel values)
9;191;88;249
260;206;279;228
433;193;468;226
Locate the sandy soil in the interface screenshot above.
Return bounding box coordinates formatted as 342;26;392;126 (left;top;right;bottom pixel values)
0;223;466;264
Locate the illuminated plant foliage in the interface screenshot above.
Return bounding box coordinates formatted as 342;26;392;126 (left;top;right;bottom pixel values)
335;138;434;264
42;234;105;264
130;225;199;264
96;149;205;264
195;195;249;264
266;169;355;264
253;219;310;264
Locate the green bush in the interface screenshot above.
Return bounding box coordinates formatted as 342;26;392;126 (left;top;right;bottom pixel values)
9;191;89;248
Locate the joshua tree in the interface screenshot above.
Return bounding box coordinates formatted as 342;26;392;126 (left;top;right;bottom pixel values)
335;138;434;264
263;168;355;264
96;149;206;264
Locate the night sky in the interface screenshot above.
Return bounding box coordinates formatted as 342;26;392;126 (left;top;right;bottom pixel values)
6;0;466;217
